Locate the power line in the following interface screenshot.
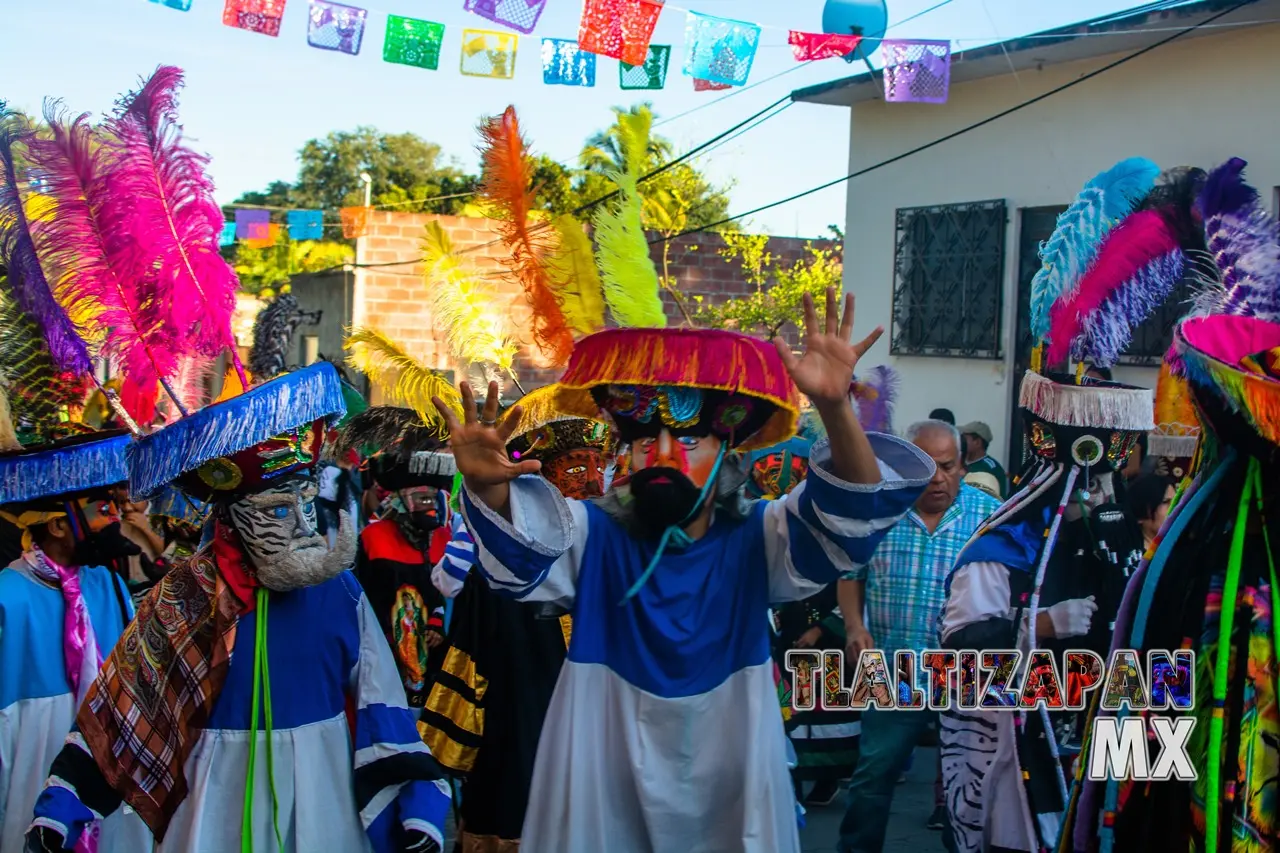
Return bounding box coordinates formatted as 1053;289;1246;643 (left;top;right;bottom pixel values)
651;0;1255;243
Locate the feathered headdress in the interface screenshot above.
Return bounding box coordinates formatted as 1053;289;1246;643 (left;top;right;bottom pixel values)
98;66;244;384
1044;167;1203;370
1192;157;1280;321
335;405;444;458
421;221;519;386
545;215;607;336
591;107;667;328
849;365;898;435
249;291;321;382
23;102;188;425
0;286;92;441
476;107;575;367
344;327;463;438
1030;157;1160;344
0;107;94;375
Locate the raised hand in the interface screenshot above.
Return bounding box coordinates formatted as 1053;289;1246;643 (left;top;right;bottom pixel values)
431;381;541;489
773;287;883;409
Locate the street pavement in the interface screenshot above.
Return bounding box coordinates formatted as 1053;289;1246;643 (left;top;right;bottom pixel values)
441;746;949;853
799;746;949;853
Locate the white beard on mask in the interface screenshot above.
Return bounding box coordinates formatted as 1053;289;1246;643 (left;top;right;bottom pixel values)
227;478;358;592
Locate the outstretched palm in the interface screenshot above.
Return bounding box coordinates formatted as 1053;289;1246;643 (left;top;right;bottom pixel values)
432;381;540;487
776;288;882;407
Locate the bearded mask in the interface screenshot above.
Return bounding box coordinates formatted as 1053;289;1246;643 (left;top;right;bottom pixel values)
71;493;140;567
627;432;726;537
226;476;356;591
542;448;606;499
394;486;448;548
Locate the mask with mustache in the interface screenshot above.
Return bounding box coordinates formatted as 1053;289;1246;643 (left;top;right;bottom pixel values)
628;467;707;536
73;521;142;567
227;478;356;592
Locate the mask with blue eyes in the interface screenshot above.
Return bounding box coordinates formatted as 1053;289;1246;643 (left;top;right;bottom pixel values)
226;476;355;591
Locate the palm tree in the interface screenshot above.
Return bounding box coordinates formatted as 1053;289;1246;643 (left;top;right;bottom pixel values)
578;104;674;176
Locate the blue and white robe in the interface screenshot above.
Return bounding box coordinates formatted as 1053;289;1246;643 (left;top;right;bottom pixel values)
460;435;932;853
0;558;151;853
30;571;450;853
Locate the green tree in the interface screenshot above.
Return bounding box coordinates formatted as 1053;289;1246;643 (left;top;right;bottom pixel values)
232;236;354;296
235;127;477;215
574;104;736;234
695;234;844;338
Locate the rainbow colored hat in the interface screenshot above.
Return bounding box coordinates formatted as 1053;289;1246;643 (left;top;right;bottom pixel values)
553;327;800;452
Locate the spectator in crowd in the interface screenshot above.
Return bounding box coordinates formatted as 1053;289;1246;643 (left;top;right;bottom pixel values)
958;421;1008;499
837;420;1001;853
1128;472;1176;551
929;408;956;425
963;471;1001;500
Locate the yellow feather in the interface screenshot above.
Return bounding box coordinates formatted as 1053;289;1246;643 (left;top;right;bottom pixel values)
344;327;463;436
593;171;667;328
592;107;666;328
545;216;606;336
422;222;519;374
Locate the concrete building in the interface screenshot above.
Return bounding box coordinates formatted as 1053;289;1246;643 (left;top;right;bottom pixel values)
793;0;1280;468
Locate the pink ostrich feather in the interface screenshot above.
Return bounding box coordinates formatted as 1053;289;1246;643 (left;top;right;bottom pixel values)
98;66;240;372
1045;209;1179;367
25;103;185;416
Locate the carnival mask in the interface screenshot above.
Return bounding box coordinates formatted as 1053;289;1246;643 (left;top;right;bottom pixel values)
226;476;356;591
543;448;606;500
628;431;724;535
1065;472;1117;522
71;494;140;567
397;486;447;539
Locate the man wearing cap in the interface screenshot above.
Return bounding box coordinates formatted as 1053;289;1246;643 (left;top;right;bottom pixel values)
433;290;934;853
958;421;1007;499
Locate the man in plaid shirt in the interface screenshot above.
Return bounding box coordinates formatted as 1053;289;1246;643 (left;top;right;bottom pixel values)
836;420;1000;853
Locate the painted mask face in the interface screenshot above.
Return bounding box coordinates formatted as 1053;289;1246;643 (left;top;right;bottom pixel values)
227;475;356;591
542;448;606;499
627;430;724;534
68;494;139;566
750;452;808;499
1065;471;1117;522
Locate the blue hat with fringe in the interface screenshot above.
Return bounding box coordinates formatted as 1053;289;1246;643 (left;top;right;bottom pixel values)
128;362;346;501
0;429;132;506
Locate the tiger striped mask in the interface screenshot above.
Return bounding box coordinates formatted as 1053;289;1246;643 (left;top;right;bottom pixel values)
226;476;356;591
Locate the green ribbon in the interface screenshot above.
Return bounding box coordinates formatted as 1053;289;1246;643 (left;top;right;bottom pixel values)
242;587;284;853
1206;457;1260;853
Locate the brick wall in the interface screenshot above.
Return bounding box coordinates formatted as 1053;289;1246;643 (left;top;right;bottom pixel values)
352;211;838;396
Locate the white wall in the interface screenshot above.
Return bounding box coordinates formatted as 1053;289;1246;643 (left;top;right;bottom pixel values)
840;22;1280;465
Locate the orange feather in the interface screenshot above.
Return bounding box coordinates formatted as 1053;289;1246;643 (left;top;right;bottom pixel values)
477;107;574;367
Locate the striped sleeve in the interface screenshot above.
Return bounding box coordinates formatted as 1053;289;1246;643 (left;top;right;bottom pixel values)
761;434;932;604
29;728;123;848
431;512;475;600
459;475;586;608
349;582;451;853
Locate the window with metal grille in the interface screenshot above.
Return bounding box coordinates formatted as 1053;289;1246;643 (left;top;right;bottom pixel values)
890;199;1007;359
1117;274;1193;366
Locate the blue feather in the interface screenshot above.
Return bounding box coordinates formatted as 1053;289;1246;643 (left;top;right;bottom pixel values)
1196;157;1280;321
1029;157;1160;342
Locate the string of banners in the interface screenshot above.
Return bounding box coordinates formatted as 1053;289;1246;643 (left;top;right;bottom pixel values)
148;0;951;98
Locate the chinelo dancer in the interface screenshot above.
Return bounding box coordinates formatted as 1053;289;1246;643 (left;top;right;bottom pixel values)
1060;158;1280;853
418;383;615;851
432;282;932;853
24;65;450;853
938;159;1205;853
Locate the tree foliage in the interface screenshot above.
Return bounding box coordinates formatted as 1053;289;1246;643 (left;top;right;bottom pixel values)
695;234;843;338
232;237;354;296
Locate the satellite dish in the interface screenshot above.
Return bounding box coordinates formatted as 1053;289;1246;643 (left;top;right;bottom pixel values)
822;0;889;63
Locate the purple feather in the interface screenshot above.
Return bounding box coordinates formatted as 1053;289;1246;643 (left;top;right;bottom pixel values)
1074;250;1184;368
0;109;93;373
1196;157;1280;320
850;365;898;434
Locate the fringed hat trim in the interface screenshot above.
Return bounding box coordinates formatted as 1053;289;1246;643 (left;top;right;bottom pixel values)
1018;370;1154;432
554;328;801;452
1147;431;1200;459
128;362;346;500
1173;315;1280;447
0;430;131;506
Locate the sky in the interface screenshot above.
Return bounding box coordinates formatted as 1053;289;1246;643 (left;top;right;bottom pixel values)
2;0;1147;238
